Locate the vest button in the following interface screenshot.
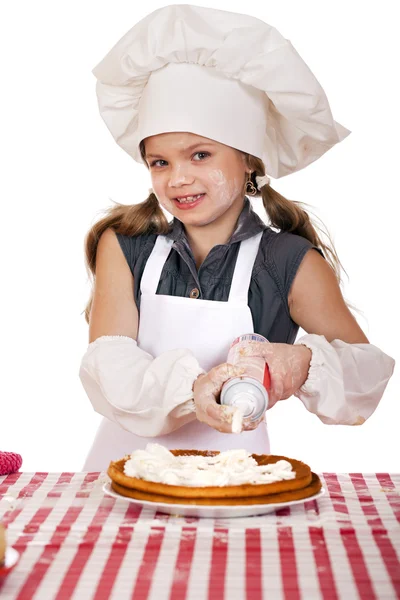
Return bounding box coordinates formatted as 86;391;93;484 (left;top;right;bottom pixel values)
189;288;200;299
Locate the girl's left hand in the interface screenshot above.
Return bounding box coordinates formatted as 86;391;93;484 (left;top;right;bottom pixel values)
241;342;312;408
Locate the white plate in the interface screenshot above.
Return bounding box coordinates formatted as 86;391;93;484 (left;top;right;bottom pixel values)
103;482;326;518
0;547;20;576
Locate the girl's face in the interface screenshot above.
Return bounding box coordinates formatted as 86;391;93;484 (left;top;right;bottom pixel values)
144;132;248;227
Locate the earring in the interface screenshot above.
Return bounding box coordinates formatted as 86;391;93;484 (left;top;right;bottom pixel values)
245;172;257;196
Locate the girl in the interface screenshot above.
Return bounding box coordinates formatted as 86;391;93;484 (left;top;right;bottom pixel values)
79;5;395;471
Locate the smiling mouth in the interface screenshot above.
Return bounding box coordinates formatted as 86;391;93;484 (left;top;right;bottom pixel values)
174;193;206;204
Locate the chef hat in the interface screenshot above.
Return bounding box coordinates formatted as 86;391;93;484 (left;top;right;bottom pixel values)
92;4;351;180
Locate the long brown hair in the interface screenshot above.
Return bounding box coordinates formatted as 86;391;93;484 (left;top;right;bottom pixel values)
82;140;361;323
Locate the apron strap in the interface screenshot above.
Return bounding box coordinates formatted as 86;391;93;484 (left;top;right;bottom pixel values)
228;231;264;303
140;235;174;295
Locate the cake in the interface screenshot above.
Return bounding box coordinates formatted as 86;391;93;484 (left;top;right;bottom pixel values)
0;523;6;568
107;444;322;505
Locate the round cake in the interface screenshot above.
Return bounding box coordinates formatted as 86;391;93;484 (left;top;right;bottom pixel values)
107;445;322;505
0;523;6;568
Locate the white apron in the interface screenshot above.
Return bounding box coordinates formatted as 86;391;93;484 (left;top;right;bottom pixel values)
82;230;270;471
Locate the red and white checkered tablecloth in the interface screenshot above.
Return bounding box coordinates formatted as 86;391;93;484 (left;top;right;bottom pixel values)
0;470;399;599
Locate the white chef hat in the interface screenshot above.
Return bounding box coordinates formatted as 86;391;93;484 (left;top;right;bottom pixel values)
92;4;351;180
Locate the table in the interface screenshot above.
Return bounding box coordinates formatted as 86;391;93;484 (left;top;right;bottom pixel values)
0;470;399;599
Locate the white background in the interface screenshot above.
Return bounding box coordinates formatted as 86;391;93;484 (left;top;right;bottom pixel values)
1;1;399;474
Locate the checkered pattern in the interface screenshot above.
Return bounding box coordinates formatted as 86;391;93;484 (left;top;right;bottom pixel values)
0;471;399;599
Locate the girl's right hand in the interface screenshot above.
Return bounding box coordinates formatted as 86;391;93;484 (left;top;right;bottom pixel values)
192;362;246;433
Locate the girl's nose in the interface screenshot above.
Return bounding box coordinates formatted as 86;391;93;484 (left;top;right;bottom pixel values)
168;170;194;187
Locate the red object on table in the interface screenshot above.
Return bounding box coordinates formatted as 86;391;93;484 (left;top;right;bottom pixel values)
0;452;22;476
0;469;399;598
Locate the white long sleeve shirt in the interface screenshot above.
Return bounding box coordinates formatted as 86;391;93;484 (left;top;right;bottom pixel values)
294;334;395;425
79;335;204;436
79;334;395;435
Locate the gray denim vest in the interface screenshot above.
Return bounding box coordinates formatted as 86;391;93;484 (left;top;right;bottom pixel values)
116;198;324;344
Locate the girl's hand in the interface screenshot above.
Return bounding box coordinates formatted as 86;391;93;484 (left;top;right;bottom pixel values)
241;342;312;408
192;363;246;433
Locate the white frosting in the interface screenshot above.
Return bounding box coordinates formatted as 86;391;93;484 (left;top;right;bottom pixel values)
231;407;244;433
123;443;296;487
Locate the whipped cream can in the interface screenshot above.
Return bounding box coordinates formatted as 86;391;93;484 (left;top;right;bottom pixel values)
220;333;271;422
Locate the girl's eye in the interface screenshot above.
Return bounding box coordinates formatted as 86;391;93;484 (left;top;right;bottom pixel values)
193;151;210;161
150;151;210;168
